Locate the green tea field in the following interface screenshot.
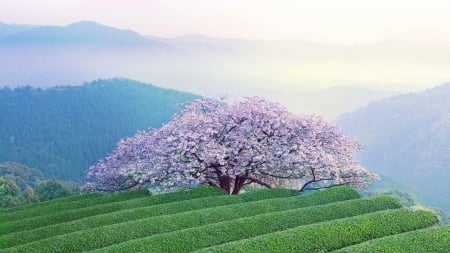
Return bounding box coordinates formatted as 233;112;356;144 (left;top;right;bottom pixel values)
0;186;448;252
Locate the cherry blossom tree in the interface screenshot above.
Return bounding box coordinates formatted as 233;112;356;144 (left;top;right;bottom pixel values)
85;97;378;194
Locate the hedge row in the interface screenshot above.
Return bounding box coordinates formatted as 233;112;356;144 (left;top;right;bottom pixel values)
1;189;148;222
0;186;357;249
6;192;102;212
0;187;227;235
195;208;438;253
0;187;297;237
335;225;450;253
83;196;400;253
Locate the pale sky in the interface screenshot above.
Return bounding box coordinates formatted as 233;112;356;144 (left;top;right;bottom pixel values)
1;0;450;45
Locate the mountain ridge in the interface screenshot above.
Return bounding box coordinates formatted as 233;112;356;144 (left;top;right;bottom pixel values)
336;82;450;212
0;21;165;47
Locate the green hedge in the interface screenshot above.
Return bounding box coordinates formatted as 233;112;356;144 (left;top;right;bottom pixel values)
82;196;400;253
0;187;296;237
0;187;226;235
196;208;438;253
1;189;148;222
334;225;450;253
0;186;357;249
7;192;102;212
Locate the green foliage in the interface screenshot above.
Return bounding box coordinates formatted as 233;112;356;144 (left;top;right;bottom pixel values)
20;187;38;204
0;162;43;191
0;187;443;253
431;207;450;225
364;189;418;207
0;78;199;181
363;187;450;225
0;162;43;208
0;163;85;208
10;191;101;211
335;225;450;252
1;189;147;222
0;187;225;235
0;177;20;208
85;196;401;253
196;209;438;253
0;186;354;248
36;179;80;201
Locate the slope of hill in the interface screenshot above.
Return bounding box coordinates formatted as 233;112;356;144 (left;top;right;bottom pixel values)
336;83;450;212
0;78;199;181
0;23;36;39
0;186;446;252
269;85;399;119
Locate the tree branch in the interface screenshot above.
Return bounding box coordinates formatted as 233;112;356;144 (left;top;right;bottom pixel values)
300;182;351;191
245;176;272;189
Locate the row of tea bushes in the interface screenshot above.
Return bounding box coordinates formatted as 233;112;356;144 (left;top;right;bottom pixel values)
335;224;450;253
86;196;400;253
196;209;438;253
0;186;226;235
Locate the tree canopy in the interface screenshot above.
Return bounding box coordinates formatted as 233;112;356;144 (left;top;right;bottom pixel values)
86;97;377;194
0;162;82;207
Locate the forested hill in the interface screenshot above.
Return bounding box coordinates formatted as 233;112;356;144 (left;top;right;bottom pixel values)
336;83;450;212
0;78;199;181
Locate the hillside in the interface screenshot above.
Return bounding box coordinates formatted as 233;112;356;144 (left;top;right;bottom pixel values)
0;186;447;252
336;83;450;212
0;78;199;181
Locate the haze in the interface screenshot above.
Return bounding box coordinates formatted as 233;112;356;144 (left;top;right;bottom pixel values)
1;0;450;117
2;0;449;44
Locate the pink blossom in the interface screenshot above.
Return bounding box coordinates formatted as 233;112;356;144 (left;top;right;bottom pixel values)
85;97;378;194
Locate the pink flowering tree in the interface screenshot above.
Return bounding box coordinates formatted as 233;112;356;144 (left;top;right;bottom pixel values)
85;97;378;194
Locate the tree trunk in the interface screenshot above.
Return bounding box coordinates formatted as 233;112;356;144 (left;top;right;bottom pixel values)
231;176;245;195
218;175;232;194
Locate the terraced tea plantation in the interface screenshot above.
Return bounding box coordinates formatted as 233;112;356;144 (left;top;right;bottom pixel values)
0;186;448;252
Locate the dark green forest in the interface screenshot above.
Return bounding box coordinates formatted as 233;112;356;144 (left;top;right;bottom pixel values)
0;78;199;181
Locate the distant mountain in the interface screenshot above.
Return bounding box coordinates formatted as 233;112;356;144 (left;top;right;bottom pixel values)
0;78;199;181
269;86;399;119
336;83;450;212
0;23;36;39
0;20;447;118
1;21;164;47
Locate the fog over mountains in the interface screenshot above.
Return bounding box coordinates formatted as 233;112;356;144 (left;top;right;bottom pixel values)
0;20;431;119
337;83;450;212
